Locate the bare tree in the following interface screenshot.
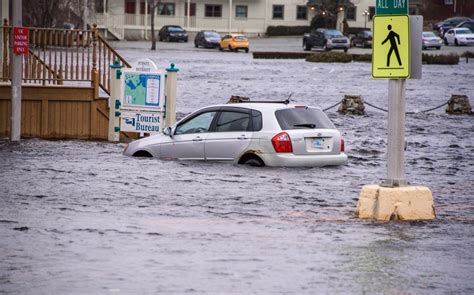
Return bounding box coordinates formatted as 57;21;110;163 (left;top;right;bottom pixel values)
310;0;353;30
149;0;162;50
23;0;77;28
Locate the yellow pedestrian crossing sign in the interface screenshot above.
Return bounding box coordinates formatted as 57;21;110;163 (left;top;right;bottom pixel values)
372;15;410;78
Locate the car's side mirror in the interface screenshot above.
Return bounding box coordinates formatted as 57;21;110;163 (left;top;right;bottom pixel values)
164;126;173;138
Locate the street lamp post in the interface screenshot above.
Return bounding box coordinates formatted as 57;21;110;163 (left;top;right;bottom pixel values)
362;9;369;29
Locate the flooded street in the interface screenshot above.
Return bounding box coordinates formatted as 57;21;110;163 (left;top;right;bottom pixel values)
1;46;474;293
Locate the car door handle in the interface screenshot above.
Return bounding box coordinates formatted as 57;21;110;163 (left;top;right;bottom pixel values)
193;137;203;142
237;135;248;140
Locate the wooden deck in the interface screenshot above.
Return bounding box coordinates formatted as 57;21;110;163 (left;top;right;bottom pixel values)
0;21;133;140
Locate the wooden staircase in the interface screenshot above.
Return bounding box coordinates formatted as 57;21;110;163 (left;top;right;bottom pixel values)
0;21;134;140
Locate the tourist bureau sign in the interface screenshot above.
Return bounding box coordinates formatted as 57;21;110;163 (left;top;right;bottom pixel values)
121;110;164;134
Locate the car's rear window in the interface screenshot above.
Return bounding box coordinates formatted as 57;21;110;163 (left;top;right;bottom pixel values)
275;108;335;130
169;27;184;32
233;35;247;40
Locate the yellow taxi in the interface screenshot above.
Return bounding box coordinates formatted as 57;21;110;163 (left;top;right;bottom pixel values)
219;34;250;53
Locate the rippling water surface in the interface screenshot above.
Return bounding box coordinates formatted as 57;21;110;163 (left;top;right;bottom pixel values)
1;49;473;294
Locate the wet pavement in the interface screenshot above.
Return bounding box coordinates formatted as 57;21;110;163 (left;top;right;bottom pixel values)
1;47;474;294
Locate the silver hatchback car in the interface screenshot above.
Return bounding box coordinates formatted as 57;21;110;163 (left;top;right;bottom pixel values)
123;102;347;167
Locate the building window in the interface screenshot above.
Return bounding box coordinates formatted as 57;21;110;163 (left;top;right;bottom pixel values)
369;6;375;21
95;0;108;13
273;5;284;19
236;5;248;18
205;5;222;17
125;0;135;14
445;0;453;4
296;6;307;20
158;3;175;16
140;2;148;14
346;6;356;21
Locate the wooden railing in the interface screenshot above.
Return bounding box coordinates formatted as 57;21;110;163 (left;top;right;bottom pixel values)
1;20;131;96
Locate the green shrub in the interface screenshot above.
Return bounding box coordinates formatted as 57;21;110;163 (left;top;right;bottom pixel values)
266;26;310;36
306;52;353;63
461;51;474;58
422;53;459;65
253;51;311;59
352;54;372;62
346;27;369;35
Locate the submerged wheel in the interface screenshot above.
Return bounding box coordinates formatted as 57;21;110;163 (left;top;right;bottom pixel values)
133;150;152;157
238;154;265;167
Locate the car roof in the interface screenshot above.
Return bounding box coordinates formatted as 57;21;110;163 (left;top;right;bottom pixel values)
201;103;322;112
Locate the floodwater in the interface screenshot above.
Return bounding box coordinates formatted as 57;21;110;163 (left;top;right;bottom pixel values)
1;46;474;294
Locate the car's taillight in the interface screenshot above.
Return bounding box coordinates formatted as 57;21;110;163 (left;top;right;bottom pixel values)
272;132;293;153
340;137;345;153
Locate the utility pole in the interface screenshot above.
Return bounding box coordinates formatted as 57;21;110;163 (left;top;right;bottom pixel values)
11;0;22;142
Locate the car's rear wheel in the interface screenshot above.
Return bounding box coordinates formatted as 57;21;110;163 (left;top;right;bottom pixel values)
344;48;348;53
228;45;233;51
245;48;249;53
436;46;441;50
194;42;198;48
239;154;265;167
444;38;448;45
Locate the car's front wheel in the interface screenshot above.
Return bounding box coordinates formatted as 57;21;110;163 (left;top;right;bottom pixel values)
455;38;459;46
219;46;223;51
344;48;348;53
303;41;311;51
444;38;448;45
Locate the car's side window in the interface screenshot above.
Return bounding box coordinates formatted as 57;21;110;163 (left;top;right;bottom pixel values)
215;111;251;132
175;112;216;135
251;110;262;131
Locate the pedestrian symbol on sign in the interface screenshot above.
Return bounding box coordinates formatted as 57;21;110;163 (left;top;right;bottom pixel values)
381;24;402;67
372;15;410;79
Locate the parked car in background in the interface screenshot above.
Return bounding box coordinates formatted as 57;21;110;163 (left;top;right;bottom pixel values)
443;28;474;46
303;29;350;52
159;25;188;42
456;20;474;32
194;30;221;48
422;31;442;50
123;102;347;167
219;34;250;52
350;30;372;48
438;17;472;37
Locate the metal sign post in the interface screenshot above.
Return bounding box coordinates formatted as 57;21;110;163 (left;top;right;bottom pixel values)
383;79;407;187
10;0;22;142
357;0;435;221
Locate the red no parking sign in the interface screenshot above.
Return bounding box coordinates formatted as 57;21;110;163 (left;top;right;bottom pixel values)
13;27;29;55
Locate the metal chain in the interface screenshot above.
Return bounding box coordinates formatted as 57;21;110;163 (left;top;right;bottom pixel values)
323;101;342;112
323;100;449;114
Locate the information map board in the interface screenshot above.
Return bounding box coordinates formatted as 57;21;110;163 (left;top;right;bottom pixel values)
122;71;165;110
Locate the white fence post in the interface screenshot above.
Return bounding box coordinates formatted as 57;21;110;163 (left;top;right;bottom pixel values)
165;63;179;128
109;60;123;141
